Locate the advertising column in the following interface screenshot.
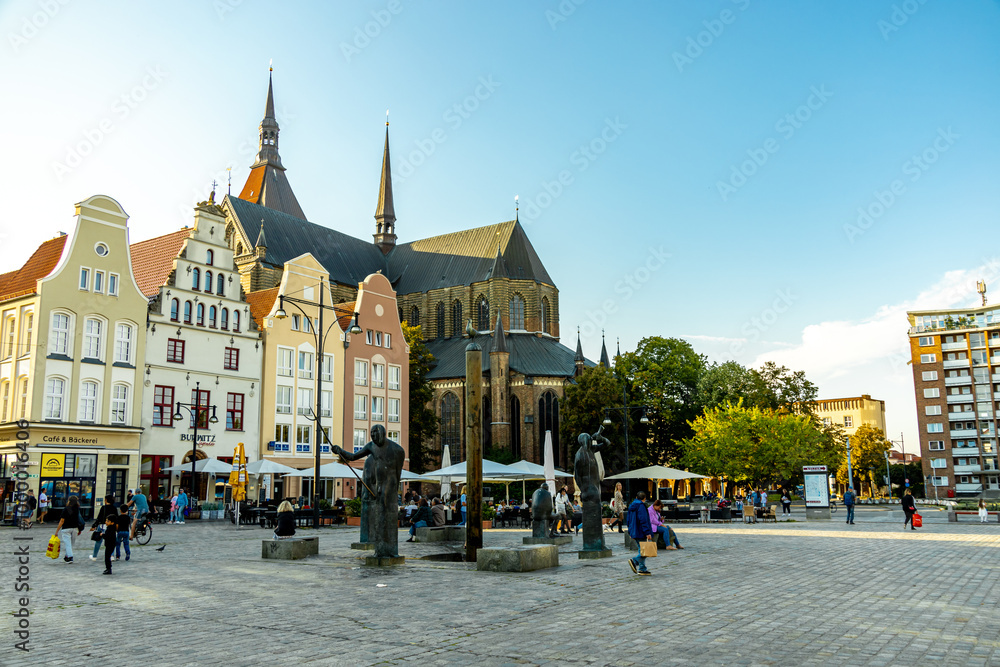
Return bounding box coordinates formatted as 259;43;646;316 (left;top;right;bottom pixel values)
803;464;831;521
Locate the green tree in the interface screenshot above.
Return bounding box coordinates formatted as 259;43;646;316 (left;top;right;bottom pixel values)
889;461;925;498
836;424;891;495
614;336;706;466
697;361;772;411
402;322;438;473
560;365;624;472
757;361;819;416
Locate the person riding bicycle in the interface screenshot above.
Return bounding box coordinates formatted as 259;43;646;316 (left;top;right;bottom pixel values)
127;487;149;539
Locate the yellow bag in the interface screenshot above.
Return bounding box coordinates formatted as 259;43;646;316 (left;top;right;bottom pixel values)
46;534;60;559
639;539;658;558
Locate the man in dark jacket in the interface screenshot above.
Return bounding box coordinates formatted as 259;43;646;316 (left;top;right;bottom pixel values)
626;491;653;576
90;496;117;561
843;486;857;525
406;499;434;542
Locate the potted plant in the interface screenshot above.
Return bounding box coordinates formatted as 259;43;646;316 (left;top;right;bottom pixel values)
318;499;333;525
482;503;496;529
187;503;202;520
344;498;362;526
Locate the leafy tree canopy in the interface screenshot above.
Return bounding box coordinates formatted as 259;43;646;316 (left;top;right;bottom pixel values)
402;322;438;473
561;364;625;472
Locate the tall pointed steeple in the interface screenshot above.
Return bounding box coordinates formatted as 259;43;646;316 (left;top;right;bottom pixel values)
574;327;585;377
373;113;397;254
487;244;508;279
599;330;610;367
237;66;306;220
492;307;508;354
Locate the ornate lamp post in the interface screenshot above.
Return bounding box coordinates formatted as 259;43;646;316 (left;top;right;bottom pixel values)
274;283;361;529
173;381;219;505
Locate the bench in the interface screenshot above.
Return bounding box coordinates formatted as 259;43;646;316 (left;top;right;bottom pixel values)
476;545;559;572
261;537;319;560
414;525;466;542
948;510;1000;523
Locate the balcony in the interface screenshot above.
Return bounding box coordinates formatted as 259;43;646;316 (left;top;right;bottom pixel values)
953;464;983;474
942;341;968;351
949;412;974;421
955;483;984;494
951;428;979;438
945;376;973;386
944;359;971;369
947;394;973;403
990;337;1000;348
953;448;981;458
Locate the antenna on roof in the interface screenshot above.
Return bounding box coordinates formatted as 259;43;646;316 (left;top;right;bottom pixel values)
514;194;519;223
978;280;988;306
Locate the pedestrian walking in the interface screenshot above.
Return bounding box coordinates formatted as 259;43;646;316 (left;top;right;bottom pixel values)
89;496;117;561
978;499;989;523
101;509;118;575
114;508;131;561
626;491;653;576
175;487;188;524
607;482;625;533
555;487;571;533
902;489;917;531
37;488;48;524
53;495;83;563
458;485;467;526
844;486;857;525
22;490;36;528
781;491;792;516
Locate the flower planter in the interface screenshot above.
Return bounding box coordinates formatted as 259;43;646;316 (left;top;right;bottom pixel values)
187;511;202;520
483;520;493;530
346;516;361;526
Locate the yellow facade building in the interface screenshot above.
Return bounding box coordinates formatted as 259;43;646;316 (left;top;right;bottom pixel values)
816;395;887;437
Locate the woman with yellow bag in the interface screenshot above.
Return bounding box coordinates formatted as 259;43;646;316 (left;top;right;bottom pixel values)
52;495;84;563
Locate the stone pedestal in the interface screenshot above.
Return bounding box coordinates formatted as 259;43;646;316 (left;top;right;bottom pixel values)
806;507;832;521
522;535;573;546
364;556;405;567
476;545;559;572
261;537;319;560
578;548;613;559
414;526;466;542
351;542;375;550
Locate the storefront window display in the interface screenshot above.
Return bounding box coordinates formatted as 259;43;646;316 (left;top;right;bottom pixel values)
39;452;97;520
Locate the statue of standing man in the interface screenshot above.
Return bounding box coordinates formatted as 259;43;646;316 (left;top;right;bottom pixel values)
332;425;404;558
574;427;610;553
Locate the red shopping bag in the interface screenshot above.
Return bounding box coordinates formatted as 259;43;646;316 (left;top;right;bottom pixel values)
912;513;922;528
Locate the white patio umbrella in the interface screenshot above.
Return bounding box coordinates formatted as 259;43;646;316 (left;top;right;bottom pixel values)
162;458;234;475
283;461;363;479
543;430;556;496
509;459;572;501
605;465;708;499
440;444;453;502
246;460;300;475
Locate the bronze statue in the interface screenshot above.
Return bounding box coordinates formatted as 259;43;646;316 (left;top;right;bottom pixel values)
531;483;558;539
573;426;609;552
358;455;376;544
332;425;404;558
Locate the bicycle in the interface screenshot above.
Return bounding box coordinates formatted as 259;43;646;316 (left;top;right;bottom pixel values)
829;500;838;514
133;514;153;545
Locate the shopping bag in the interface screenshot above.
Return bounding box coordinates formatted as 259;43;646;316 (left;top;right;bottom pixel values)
912;513;922;528
639;540;658;558
46;534;60;559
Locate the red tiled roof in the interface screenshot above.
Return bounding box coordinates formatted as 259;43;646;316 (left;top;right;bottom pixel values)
246;287;279;331
129;229;191;297
0;235;68;302
333;300;356;331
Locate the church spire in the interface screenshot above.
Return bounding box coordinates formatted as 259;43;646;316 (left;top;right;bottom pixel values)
599;330;610;367
574;327;585;377
492;307;508;354
373;113;397;254
253;66;283;170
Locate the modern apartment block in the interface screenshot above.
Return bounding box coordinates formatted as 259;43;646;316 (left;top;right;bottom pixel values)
907;305;1000;497
816;394;887;436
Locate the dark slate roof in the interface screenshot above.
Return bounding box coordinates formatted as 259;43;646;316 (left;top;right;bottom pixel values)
226;195;387;287
387;219;553;295
425;333;594;380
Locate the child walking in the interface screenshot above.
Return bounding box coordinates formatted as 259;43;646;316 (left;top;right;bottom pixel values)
102;510;118;575
114;507;131;561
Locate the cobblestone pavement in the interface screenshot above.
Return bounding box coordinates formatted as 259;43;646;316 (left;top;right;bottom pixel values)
3;508;1000;666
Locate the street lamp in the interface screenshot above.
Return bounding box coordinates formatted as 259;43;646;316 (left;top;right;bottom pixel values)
602;382;650;500
173;381;219;506
273;283;361;529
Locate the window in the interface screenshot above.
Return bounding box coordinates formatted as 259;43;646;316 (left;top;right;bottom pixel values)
372;396;384;421
972;350;988;365
94;243;108;257
226;393;244;431
277;348;293;377
297;388;313;415
94;270;104;294
928;441;945;450
217;273;225;296
353;429;367;452
372;364;384;388
209;306;217;328
927;423;944;433
843;416;853;427
354;394;367;420
79;381;98;423
50;313;70;355
153;385;174;426
930;458;947;469
19;313;32;356
922;371;938;381
114;324;134;364
375;331;382;347
192;268;200;290
167;339;185;363
436;303;445;339
296;425;311;453
387;430;400;442
510;294;525;330
170;299;180;322
0;381;7;421
3;316;13;358
383;333;391;349
388;397;400;422
388;365;401;391
355;360;368;386
920;354;936;363
274;424;290;452
220;308;228;330
970;332;986;348
276;386;292;414
918;336;935;346
18;377;27;419
924;388;940;398
510;395;521;459
540;297;549;334
321;390;332;418
81;318;102;360
291;314;300;331
298;351;314;379
206;249;214;265
233;310;241;332
321;355;333;382
79;268;89;290
184;301;192;324
220;347;239;371
452;300;463;337
926;405;942;416
932;476;948;487
409;306;420;327
822;417;831;426
108;273;119;297
190;389;210;428
110;384;128;425
441;392;461;457
196;304;205;326
477;297;489;330
538;391;560;467
366;329;373;345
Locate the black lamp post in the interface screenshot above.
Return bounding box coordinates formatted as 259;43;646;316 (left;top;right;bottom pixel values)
274;283;361;529
602;383;650;501
173;380;219;506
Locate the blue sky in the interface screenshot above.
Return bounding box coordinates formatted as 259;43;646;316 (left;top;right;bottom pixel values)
2;0;999;450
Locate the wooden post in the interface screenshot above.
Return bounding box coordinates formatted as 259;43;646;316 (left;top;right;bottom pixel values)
465;333;483;562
